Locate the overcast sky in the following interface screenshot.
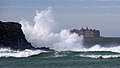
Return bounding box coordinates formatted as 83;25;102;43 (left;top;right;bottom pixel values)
0;0;120;37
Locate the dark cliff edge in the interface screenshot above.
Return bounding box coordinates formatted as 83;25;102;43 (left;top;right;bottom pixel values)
0;21;35;50
0;21;54;51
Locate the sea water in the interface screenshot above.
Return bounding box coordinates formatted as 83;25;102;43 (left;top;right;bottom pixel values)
0;49;120;68
0;7;120;68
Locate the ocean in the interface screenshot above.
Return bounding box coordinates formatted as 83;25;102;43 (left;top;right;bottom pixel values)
0;49;120;68
1;7;120;68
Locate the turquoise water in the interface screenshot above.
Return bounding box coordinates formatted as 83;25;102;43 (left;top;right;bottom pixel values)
0;51;120;68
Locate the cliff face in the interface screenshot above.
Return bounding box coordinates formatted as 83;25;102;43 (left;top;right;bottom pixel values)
0;21;34;50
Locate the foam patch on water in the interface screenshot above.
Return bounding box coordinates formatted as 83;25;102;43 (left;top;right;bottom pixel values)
52;52;67;58
80;54;120;59
0;48;46;58
82;45;120;53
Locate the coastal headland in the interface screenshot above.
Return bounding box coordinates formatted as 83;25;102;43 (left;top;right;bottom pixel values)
0;21;53;51
71;28;120;47
0;21;120;50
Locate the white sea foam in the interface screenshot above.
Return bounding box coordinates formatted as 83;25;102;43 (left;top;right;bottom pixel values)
20;7;84;51
1;7;120;58
0;48;45;57
82;45;120;53
80;54;120;59
20;7;120;52
52;52;67;58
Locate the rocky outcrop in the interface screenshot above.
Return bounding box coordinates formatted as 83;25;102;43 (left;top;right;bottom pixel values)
0;21;34;50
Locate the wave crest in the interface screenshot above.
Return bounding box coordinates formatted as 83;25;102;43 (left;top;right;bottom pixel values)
80;54;120;59
0;48;45;58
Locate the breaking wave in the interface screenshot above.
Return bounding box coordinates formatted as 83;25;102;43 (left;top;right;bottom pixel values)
20;7;84;51
82;45;120;53
0;47;120;58
0;7;119;58
19;7;120;53
0;48;46;58
80;54;120;59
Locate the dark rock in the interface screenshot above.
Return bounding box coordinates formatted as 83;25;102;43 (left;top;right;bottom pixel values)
36;47;55;51
0;21;35;50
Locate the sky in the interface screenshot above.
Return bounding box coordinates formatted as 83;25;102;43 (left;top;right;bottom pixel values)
0;0;120;37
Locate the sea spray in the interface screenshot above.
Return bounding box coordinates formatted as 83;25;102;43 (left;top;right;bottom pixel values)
1;8;120;59
20;7;84;51
20;7;120;53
